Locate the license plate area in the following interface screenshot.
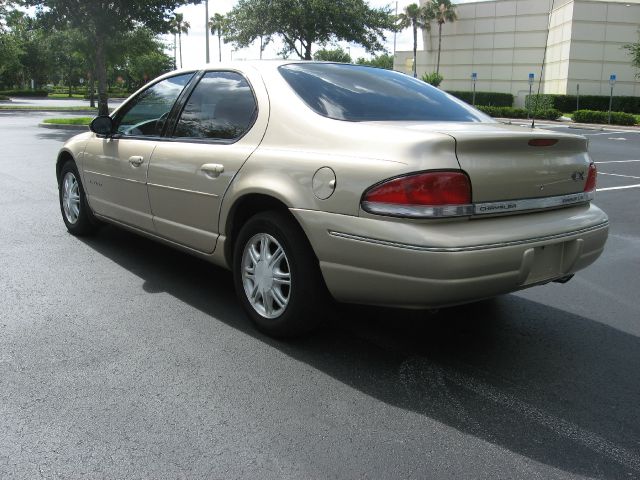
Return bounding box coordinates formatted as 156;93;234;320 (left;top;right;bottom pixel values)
525;243;565;284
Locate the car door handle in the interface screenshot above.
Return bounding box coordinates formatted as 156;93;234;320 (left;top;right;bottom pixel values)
129;155;144;167
201;163;225;179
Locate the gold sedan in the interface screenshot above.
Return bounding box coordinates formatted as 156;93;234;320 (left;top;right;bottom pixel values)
56;61;608;337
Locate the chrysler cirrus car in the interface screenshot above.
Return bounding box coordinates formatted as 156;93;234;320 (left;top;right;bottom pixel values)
56;61;608;337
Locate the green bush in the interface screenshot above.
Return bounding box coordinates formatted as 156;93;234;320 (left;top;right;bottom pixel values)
526;94;640;114
573;109;637;125
0;95;9;101
447;90;514;107
477;105;561;120
0;89;49;97
525;94;555;111
421;72;444;87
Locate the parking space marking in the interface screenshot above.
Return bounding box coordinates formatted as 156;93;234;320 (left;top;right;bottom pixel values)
582;131;627;136
596;160;640;164
599;172;640;180
597;184;640;192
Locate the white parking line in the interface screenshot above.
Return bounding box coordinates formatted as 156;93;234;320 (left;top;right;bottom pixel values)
596;160;640;164
597;184;640;192
582;131;627;136
599;172;640;180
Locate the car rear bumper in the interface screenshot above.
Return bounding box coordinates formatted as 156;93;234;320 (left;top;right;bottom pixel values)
291;204;609;308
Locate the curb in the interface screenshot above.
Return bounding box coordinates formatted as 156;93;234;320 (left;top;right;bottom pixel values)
39;122;89;131
1;108;98;114
497;118;640;133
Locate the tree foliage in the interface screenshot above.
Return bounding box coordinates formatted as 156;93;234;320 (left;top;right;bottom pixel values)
625;40;640;78
356;53;394;70
313;47;351;63
25;0;200;114
225;0;396;60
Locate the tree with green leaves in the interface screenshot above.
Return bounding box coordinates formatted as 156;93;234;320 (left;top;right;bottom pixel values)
209;13;227;62
225;0;395;60
625;39;640;78
313;47;351;63
170;13;189;69
426;0;457;75
397;3;432;78
356;53;394;70
26;0;201;115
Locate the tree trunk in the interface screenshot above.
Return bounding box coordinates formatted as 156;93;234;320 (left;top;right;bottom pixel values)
304;38;312;60
173;33;177;69
218;33;222;62
88;73;95;109
436;22;443;75
95;32;109;116
179;32;183;68
413;23;417;78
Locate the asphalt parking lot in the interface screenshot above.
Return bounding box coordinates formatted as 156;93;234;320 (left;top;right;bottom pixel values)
1;111;639;479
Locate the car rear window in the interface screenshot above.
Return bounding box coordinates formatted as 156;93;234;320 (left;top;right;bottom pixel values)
279;63;490;123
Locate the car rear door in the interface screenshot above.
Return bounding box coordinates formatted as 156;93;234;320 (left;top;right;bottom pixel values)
146;68;269;253
82;73;195;231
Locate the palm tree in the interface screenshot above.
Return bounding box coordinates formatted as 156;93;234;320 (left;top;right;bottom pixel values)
427;0;458;75
397;4;433;78
171;13;190;68
209;13;226;62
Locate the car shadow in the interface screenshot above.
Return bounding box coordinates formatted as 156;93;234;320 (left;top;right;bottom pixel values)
79;225;640;479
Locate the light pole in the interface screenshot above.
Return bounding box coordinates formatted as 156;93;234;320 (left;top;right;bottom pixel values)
471;72;477;106
393;1;398;56
527;73;534;119
608;74;616;124
205;0;210;63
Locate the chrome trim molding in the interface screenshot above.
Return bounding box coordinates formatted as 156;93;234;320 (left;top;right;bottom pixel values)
147;182;219;198
84;170;146;185
474;191;594;215
328;221;609;253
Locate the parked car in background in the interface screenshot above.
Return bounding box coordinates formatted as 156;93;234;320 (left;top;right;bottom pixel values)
56;61;608;337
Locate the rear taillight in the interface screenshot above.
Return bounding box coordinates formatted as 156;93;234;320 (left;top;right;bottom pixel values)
361;171;473;218
584;162;597;193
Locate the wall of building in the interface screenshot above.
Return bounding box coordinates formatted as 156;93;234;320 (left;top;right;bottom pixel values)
394;0;640;105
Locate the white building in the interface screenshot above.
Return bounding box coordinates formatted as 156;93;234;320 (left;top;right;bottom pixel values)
394;0;640;105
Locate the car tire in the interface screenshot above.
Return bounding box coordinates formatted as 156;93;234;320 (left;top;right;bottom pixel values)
233;210;328;338
58;161;100;236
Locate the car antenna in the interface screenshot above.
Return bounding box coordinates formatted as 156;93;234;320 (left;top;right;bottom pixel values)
532;0;556;129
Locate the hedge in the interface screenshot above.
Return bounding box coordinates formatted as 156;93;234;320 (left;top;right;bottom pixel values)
0;89;49;97
477;105;562;120
572;109;637;126
0;95;9;101
447;90;514;107
526;94;640;114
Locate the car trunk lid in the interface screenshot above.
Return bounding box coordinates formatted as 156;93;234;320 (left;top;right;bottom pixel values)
438;123;592;203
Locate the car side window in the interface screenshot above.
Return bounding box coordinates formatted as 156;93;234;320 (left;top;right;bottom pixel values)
115;73;194;137
173;71;257;140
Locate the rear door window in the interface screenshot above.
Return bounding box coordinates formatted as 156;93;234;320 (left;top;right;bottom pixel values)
172;71;257;141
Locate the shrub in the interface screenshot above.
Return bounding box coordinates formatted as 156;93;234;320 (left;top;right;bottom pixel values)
447;90;513;107
0;95;9;101
477;105;561;120
0;89;49;97
525;94;555;111
526;94;640;114
421;72;444;87
573;109;637;125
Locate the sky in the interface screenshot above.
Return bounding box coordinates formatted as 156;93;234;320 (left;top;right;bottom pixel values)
166;0;479;68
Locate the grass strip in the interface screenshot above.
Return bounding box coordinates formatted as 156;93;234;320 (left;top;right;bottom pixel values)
43;117;92;125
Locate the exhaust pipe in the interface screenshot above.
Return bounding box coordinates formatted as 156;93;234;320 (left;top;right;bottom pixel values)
553;274;574;284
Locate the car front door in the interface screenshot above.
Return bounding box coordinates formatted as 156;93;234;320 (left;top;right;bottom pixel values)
82;73;195;231
147;69;269;253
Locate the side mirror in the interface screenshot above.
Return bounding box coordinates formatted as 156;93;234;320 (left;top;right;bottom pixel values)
90;115;114;136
